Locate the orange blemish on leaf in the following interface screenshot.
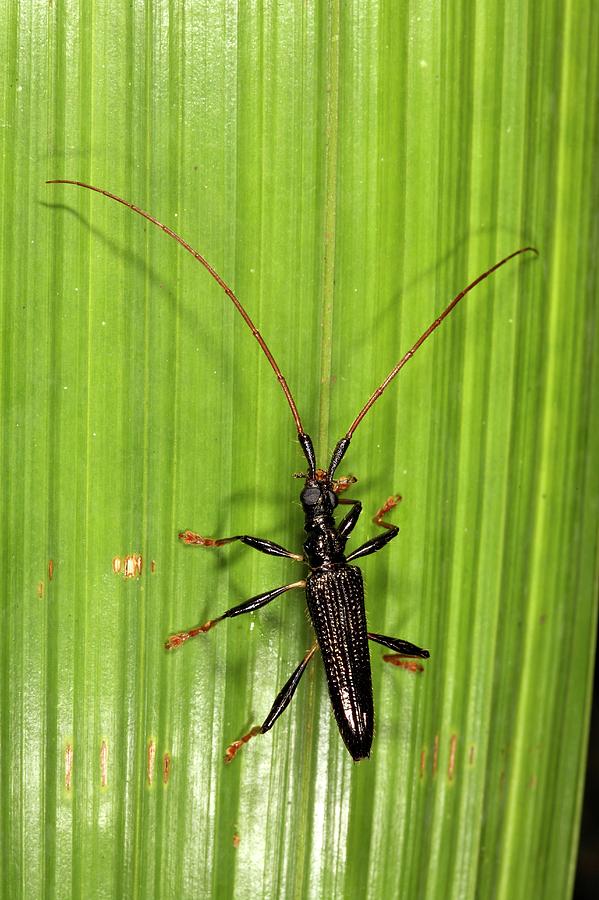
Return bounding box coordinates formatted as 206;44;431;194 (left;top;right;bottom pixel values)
163;752;171;784
112;554;143;578
123;554;143;578
100;740;108;787
448;734;457;781
65;744;73;792
147;740;156;785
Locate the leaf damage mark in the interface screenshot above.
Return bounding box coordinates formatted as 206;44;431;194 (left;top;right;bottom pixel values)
163;752;171;784
448;734;458;781
112;554;143;578
65;744;73;792
37;581;44;598
48;559;54;580
147;740;156;785
100;740;108;787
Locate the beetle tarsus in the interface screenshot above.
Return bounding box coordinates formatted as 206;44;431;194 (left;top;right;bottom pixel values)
164;617;221;649
382;654;426;673
373;494;403;528
224;726;262;764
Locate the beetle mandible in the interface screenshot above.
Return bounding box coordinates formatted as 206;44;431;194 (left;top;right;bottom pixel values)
48;179;536;762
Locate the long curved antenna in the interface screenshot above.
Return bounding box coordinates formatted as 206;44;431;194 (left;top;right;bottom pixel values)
47;179;307;439
345;246;538;439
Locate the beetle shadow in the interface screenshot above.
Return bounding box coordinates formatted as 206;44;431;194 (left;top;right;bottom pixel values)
338;225;539;499
41;199;252;412
341;223;538;383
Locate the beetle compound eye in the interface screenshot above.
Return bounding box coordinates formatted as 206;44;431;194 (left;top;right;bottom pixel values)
328;491;338;508
301;487;321;506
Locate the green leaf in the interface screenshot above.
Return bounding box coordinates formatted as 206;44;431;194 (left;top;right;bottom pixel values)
1;2;597;898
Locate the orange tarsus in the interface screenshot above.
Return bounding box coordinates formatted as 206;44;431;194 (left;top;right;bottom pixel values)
224;726;262;764
165;618;219;650
382;654;425;673
332;475;357;494
373;494;402;528
179;530;222;547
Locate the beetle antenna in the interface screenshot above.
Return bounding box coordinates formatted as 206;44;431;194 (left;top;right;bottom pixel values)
46;179;309;445
344;246;538;439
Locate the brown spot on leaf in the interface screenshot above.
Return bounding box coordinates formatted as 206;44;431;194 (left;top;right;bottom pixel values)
112;554;143;578
65;744;73;792
448;734;457;781
100;740;108;788
123;554;143;578
147;740;156;785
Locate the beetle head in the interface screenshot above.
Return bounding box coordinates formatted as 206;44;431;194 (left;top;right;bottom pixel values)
299;471;338;516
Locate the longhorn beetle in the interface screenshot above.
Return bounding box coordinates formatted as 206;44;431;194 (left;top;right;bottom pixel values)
48;179;537;762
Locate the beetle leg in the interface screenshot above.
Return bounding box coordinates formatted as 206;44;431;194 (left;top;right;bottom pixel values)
368;631;429;673
345;494;402;562
224;643;319;763
337;498;362;539
179;529;303;561
165;580;306;650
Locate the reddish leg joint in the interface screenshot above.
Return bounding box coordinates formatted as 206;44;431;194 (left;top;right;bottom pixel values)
382;653;425;673
224;726;262;764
